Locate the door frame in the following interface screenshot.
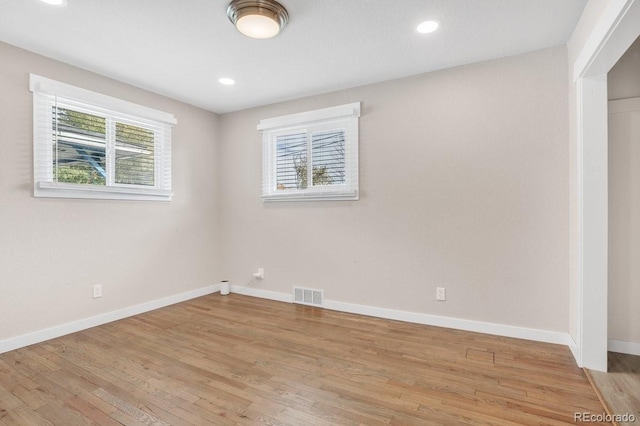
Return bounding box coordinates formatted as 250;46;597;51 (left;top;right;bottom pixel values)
575;0;640;371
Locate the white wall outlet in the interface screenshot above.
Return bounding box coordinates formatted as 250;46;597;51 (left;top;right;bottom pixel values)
253;268;264;279
436;287;446;301
92;284;102;298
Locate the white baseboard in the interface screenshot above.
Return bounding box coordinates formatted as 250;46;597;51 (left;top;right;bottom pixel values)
2;283;577;357
229;285;292;303
0;284;220;355
608;339;640;356
229;286;573;347
568;335;580;366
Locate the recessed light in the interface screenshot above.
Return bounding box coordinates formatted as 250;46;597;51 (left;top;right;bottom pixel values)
417;20;439;34
219;77;236;86
40;0;67;6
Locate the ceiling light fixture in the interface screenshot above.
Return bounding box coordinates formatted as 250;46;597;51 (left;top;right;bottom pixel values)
39;0;67;6
417;20;439;34
219;77;236;85
227;0;289;39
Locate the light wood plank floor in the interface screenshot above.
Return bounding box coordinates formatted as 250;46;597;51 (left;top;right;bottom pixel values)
0;294;609;425
586;352;640;425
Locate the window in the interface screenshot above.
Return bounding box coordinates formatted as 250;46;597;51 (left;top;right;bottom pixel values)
258;102;360;201
30;74;176;201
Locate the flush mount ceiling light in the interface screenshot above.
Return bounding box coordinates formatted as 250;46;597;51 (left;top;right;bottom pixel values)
227;0;289;39
39;0;67;6
417;20;439;34
219;77;236;85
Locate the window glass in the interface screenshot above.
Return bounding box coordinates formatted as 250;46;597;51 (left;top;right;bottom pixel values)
115;122;155;186
31;74;176;201
54;107;106;185
258;102;360;202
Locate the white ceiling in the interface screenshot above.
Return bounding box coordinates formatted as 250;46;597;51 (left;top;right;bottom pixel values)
0;0;587;114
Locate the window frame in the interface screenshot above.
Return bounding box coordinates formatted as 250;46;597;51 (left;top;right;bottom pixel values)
30;74;176;201
258;102;360;202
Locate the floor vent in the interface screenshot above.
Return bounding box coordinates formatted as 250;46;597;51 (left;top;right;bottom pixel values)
293;286;323;307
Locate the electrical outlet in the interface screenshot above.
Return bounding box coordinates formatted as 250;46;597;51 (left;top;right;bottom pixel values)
93;284;102;298
436;287;446;301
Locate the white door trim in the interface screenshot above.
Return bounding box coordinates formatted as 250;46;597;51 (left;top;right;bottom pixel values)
574;0;640;372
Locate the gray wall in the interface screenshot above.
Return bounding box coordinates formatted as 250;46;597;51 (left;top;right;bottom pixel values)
0;40;572;343
219;46;570;332
0;42;221;341
609;37;640;101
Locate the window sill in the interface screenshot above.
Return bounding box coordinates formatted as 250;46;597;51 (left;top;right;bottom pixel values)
262;189;358;202
35;181;173;201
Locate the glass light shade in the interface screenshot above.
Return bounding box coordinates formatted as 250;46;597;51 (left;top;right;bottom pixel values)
236;14;280;39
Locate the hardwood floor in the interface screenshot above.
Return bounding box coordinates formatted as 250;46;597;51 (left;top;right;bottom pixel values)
0;294;609;425
586;352;640;425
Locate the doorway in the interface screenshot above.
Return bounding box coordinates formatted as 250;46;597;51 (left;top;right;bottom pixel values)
576;1;640;372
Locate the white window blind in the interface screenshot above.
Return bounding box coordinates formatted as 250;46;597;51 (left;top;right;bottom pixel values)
276;132;307;190
52;106;107;186
30;74;175;201
311;129;346;186
259;102;360;201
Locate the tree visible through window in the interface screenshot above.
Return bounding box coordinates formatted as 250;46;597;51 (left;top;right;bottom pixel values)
31;73;175;201
260;103;360;201
53;107;156;187
311;130;345;186
275;130;345;190
54;107;106;185
115;122;155;186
